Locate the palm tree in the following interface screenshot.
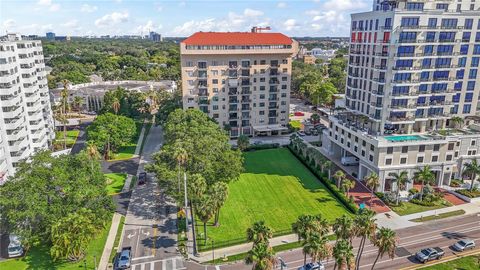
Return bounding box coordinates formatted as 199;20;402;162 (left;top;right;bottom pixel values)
334;170;346;189
364;172;380;200
210;182;229;226
333;215;354;245
388;171;410;205
85;142;100;171
112;97;121;114
60;80;70;150
72;96;84;112
292;215;315;243
303;232;331;264
333;239;355;270
354;210;376;269
247;221;273;245
450;116;464;129
371;227;397;270
324;160;333;180
312;214;330;237
196;195;215;245
342;179;356;197
414;165;436;201
463;159;480;191
245;242;276;270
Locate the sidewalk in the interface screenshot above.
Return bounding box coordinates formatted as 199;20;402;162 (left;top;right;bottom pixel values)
98;213;122;270
193;233;299;263
122;174;133;193
133;124;147;156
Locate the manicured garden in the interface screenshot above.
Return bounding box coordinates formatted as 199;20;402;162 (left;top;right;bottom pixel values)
195;148;350;250
105;173;128;195
0;219;112;270
53;130;79;150
421;254;480;270
389;200;452;216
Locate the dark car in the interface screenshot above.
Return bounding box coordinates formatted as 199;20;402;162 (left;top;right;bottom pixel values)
138;172;147;185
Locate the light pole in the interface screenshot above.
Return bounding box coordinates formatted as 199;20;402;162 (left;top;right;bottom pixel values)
184;172;189;235
212;239;215;265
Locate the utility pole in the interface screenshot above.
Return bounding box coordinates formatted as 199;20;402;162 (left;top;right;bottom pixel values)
184;172;189;234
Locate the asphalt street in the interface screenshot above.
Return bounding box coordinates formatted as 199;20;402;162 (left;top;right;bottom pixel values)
120;125;183;269
185;213;480;270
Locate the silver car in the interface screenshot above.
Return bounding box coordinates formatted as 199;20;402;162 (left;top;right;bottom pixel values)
453;239;475;251
297;262;325;270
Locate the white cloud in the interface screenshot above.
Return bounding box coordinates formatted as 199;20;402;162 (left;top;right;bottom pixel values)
37;0;51;6
2;19;16;29
49;4;60;11
95;11;129;27
323;0;365;11
81;4;97;13
178;1;186;7
157;6;163;12
305;10;320;16
135;20;163;34
283;19;298;31
277;2;287;8
244;8;263;17
61;19;78;28
37;0;60;12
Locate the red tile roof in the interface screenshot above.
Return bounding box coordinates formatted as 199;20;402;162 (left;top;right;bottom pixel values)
182;32;293;46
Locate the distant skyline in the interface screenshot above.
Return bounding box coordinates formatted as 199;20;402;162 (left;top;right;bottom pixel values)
0;0;371;37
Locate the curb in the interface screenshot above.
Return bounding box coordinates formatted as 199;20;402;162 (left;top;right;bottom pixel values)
401;249;480;270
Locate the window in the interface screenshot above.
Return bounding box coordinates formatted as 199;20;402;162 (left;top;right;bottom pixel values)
462;32;471;42
399;32;417;42
439;32;455;42
465;19;474;30
406;2;424;11
401;17;419;27
387;147;393;154
467;81;475;90
417;156;424;163
463;104;472;114
426;32;436;42
441;19;458;29
471;140;476;146
461;44;470;55
395;59;413;68
474;45;480;55
428;18;437;28
402;146;408;153
432;156;438;162
446;154;453;161
433;144;440;151
436;3;449;10
448;143;454;150
419;145;425;152
385;158;392;165
437;45;453;54
476;33;480;42
469;69;477;79
400;157;407;164
459;57;467;67
422;58;432;68
472;57;479;67
424;45;433;55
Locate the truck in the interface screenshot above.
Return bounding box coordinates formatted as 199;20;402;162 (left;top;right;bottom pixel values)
114;247;132;269
415;247;444;263
7;234;23;258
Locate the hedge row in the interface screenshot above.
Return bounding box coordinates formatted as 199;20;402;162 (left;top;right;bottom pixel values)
246;143;281;151
287;145;358;214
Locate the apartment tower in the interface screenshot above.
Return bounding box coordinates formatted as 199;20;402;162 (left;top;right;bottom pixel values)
180;31;297;137
322;0;480;192
0;34;55;183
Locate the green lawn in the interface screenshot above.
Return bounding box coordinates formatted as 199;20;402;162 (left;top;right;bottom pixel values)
410;210;465;222
111;122;144;160
0;218;112;270
289;120;302;130
390;201;453;216
421;254;480;270
53;130;80;150
105;173;128;195
196;148;349;250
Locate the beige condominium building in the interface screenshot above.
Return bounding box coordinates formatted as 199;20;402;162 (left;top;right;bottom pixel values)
180;31;297;137
322;0;480;192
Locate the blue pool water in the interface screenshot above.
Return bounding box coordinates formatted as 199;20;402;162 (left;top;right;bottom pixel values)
385;135;426;142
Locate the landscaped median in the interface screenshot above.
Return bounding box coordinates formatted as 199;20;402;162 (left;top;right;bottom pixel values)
409;209;466;222
194;148;352;252
105;173;128;195
417;251;480;270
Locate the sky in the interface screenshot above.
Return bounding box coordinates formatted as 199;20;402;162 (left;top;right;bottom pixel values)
0;0;372;37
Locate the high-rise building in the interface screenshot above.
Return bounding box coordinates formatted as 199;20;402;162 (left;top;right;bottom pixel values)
180;32;298;137
0;34;55;183
46;32;55;40
322;0;480;192
149;31;162;42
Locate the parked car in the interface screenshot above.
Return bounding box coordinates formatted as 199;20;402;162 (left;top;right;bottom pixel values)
294;111;305;116
341;156;359;166
304;129;312;135
7;234;23;258
138;172;147;185
453;239;475;251
297;131;306;137
114;247;132;269
297;262;325;270
415;247;444;263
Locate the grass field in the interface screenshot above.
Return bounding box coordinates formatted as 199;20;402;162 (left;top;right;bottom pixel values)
0;218;112;270
421;254;480;270
111;122;143;160
390;201;453;216
105;173;128;195
196;148;349;250
53;130;80;150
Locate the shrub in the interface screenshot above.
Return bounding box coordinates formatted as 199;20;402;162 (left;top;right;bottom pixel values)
246;143;280;151
375;192;385;200
408;188;419;196
450;179;462;187
410;198;435;206
456;189;480;198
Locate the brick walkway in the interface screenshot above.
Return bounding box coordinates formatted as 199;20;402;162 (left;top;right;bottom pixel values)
347;175;391;213
413;184;467;206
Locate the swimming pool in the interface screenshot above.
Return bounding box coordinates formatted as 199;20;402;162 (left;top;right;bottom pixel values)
385;135;427;142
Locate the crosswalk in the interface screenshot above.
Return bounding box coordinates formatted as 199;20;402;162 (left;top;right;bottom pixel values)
131;257;185;270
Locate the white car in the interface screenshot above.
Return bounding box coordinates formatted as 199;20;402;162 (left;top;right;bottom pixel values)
8;234;23;258
297;262;325;270
453;239;475;251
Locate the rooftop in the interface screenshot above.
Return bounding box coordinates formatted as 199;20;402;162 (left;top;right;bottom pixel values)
182;32;293;46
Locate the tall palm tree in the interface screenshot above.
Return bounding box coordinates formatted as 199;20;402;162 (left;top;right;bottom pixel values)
247;221;273;245
450;116;464;129
292;215;315;242
389;171;410;205
371;227;397;270
85;142;100;171
112;97;121;115
333;215;355;245
342;179;356;197
196;195;215;245
414;165;436;201
312;214;330;237
324;160;333;180
73;96;84;112
463;159;480;191
303;232;331;264
334;170;346;189
364;172;380;200
210;182;229;226
60;79;70;149
354;210;377;270
245;242;276;270
333;239;355;270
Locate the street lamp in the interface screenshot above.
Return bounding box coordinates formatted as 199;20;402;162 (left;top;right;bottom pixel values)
211;239;215;265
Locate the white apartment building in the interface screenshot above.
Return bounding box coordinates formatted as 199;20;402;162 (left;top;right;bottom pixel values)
180;32;298;137
322;0;480;192
0;34;55;183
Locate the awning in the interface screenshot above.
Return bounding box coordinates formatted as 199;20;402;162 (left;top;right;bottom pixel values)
252;124;288;132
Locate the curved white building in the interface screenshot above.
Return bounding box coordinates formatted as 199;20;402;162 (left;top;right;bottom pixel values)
0;34;55;183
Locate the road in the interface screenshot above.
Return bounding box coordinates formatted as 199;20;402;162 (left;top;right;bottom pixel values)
185;213;480;270
120;125;184;270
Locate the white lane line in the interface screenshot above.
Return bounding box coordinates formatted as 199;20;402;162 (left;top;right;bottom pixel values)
172;257;176;270
132;255;155;261
162;259;166;270
135;228;141;258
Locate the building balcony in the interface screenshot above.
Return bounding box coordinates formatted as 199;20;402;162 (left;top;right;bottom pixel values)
2;106;23;118
371;90;384;96
370;102;382;108
388;104;417;110
387;116;415;123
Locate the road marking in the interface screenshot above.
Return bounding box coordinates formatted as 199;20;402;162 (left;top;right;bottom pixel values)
135;228;141;258
128;231;137;239
215;266;221;270
132;255;155;261
153;226;158;256
162;259;166;270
